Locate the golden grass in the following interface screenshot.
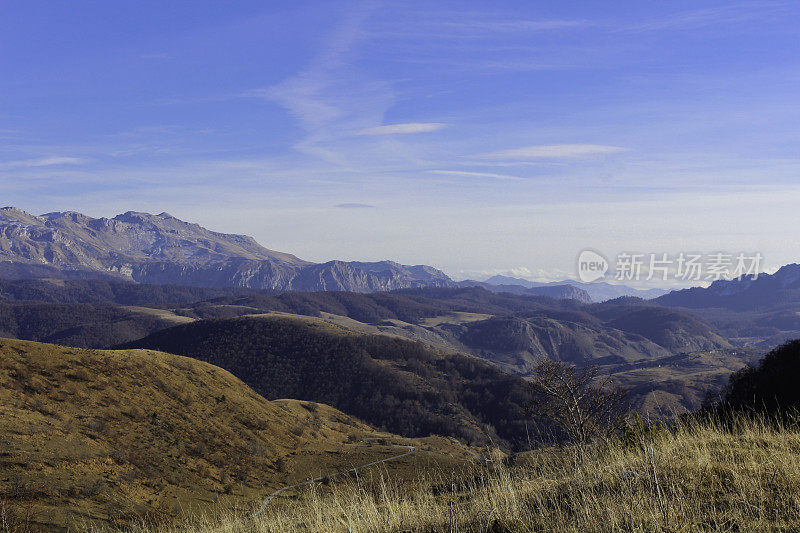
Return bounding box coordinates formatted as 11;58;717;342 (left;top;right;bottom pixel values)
0;338;474;530
118;416;800;533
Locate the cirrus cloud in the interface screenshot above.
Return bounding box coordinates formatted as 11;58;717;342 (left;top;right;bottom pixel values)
355;122;446;135
477;144;630;159
335;203;375;208
2;157;89;168
429;170;525;181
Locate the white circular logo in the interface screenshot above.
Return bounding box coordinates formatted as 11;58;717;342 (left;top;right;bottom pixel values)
577;249;608;283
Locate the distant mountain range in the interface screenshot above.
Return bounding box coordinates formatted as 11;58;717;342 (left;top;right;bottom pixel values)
0;207;453;292
0;206;668;303
481;275;669;302
456;279;594;303
8;206;793;312
655;264;800;311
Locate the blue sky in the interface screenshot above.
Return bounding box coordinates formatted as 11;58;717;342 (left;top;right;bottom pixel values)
1;1;798;285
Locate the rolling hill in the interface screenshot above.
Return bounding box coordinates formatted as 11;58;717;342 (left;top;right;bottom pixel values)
652;264;800;349
119;315;547;449
588;300;732;353
457;315;669;372
0;302;192;348
0;277;252;306
0;270;732;360
0;338;472;530
249;310;749;416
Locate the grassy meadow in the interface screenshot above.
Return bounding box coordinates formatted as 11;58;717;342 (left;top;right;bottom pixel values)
106;416;800;533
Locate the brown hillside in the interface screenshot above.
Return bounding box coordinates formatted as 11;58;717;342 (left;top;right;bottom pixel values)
0;338;472;530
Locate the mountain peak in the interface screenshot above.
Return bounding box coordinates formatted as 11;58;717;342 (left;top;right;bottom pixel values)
41;211;95;224
774;263;800;277
113;211;154;223
0;207;44;225
772;263;800;288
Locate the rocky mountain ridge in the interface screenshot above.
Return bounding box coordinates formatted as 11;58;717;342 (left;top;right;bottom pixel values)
483;274;669;302
0;207;453;292
655;264;800;310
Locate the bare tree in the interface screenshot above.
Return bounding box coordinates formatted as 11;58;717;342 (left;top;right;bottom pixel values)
526;358;628;443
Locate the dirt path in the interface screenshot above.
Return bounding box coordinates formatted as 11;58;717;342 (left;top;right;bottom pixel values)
449;437;485;461
250;443;417;518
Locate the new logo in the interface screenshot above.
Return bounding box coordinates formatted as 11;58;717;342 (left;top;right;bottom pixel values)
577;249;608;283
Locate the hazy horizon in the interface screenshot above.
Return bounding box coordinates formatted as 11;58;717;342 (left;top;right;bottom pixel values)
2;1;798;287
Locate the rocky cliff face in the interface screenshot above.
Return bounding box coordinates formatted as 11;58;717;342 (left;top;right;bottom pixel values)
655;264;800;311
454;280;593;302
0;207;454;292
524;284;593;303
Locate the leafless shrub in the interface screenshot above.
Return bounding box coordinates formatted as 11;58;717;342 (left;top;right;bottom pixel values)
0;498;40;533
7;476;26;501
527;358;628;444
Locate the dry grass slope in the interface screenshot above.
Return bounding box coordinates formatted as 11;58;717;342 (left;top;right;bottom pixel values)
121;417;800;532
0;338;474;530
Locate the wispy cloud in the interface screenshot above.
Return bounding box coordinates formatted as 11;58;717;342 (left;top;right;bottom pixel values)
3;157;88;168
356;123;446;135
438;18;592;34
429;170;524;181
335;202;375;208
477;144;630;160
626;2;788;32
255;5;394;164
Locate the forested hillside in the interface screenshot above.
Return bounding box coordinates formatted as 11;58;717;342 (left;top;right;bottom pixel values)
121;316;545;448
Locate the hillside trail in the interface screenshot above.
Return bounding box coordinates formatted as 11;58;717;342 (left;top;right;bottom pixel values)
249;440;418;519
449;437;484;461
